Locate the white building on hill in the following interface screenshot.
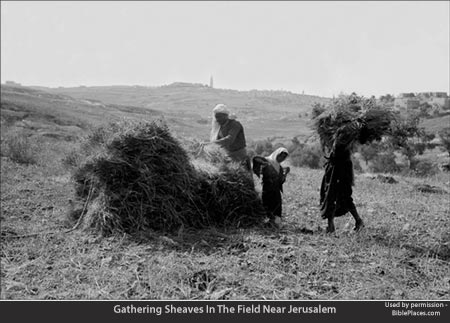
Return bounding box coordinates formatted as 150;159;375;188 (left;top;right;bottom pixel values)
394;92;449;111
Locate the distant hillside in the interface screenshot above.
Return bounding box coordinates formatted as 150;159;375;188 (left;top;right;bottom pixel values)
420;115;450;134
43;82;328;115
0;84;162;140
7;83;447;144
37;83;330;140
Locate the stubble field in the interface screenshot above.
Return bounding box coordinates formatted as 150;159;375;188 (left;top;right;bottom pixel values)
1;135;449;300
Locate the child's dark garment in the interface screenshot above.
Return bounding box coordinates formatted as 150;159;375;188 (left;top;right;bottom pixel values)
252;153;289;221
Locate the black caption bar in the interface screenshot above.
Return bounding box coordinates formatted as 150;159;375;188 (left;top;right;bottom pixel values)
0;300;448;323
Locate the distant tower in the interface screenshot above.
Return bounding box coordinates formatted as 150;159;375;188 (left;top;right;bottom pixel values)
209;75;214;88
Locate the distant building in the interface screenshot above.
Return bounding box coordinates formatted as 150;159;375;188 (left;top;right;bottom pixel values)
5;80;21;86
209;76;214;88
427;93;450;110
394;92;449;111
394;93;420;110
398;92;415;98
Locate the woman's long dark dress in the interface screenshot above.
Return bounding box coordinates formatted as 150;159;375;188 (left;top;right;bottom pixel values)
320;135;356;220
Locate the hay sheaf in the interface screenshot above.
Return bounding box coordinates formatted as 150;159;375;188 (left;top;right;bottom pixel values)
72;120;264;235
313;94;395;151
193;160;266;227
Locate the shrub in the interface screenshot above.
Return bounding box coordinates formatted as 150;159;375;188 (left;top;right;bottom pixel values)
246;146;256;160
290;144;324;169
83;123;119;148
247;139;274;157
412;160;440;177
311;102;326;119
370;152;401;173
353;157;363;173
196;118;208;124
1;131;37;165
358;142;380;164
255;139;273;156
61;149;83;169
439;127;450;157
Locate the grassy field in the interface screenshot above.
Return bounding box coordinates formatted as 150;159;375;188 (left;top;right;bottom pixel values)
1;130;449;300
1;84;449;300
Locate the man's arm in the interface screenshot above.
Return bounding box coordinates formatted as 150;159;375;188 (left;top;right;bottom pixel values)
212;121;241;148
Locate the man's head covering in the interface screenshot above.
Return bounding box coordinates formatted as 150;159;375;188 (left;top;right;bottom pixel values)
210;104;237;141
213;104;230;115
266;147;289;173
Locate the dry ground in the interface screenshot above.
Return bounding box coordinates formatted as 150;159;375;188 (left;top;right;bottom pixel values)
1;136;449;300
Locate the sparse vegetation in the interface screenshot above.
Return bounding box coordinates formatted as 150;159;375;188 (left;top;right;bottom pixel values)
61;148;83;169
2;144;448;299
289;143;324;169
249;139;274;157
439;127;450;157
412;160;440;177
370;152;401;173
1;131;38;165
358;142;380;165
1;85;449;301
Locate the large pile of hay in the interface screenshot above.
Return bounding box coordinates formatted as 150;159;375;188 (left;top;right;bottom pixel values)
72;120;264;235
313;94;395;151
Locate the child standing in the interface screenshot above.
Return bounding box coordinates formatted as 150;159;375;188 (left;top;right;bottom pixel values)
252;147;290;228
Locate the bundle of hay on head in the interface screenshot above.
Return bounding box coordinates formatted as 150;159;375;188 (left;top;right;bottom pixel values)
71;119;265;235
313;93;394;152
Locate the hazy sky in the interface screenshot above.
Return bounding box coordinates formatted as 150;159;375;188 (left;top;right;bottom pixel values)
1;1;449;97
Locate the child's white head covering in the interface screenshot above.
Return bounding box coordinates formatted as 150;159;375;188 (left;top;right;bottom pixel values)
266;147;289;173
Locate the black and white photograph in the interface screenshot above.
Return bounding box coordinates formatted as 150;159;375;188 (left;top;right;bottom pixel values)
1;1;449;320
